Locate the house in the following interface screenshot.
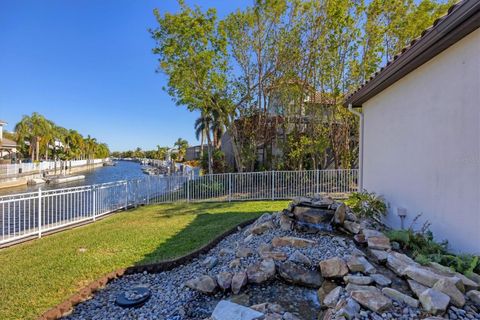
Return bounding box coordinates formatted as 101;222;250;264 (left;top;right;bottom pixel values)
185;145;202;161
0;120;18;162
345;0;480;253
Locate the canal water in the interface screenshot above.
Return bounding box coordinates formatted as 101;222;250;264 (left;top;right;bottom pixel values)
0;160;146;196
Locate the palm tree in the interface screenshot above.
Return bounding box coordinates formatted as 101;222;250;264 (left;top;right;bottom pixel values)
173;138;189;161
14;112;52;161
194;112;211;158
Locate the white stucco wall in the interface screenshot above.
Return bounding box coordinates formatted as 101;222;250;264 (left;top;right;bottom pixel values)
362;28;480;254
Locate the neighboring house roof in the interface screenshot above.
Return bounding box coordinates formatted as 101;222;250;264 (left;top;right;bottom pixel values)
345;0;480;107
0;137;17;148
0;120;7;125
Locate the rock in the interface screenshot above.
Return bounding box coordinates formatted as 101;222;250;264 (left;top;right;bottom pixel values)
279;214;293;231
260;251;288;261
323;286;342;308
367;236;391;251
350;287;393;313
217;272;233;291
407;279;429;298
231;271;248;294
382;287;419;308
271;236;315;248
186;275;218;294
368;249;388;264
282;312;301;320
320;257;349;279
386;252;418;276
362;229;385;239
353;234;366;245
336;298;360;320
466;290;480;307
371;274;392;287
250;302;283;314
288;250;312;266
211;300;264;320
201;256;218;269
251;221;274;235
229;259;242;269
427;262;479;292
333;203;346;225
277;261;323;288
258;243;272;254
419;289;450;315
343;221;361;234
467;272;480;285
345;284;378;293
293;206;334;224
317;281;338;302
344;275;373;285
244;234;254;243
236;246;254;258
219;248;234;256
247;259;276;284
433;278;465;307
346;255;376;274
405;265;462;290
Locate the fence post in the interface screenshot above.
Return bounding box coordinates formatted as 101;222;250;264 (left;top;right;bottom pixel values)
186;174;190;203
228;173;232;202
125;181;128;210
38;188;42;238
92;185;96;221
316;169;319;195
271;170;275;201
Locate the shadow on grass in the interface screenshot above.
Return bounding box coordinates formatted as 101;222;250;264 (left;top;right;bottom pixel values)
134;205;260;266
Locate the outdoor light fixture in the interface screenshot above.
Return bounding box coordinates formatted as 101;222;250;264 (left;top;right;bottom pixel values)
397;207;407;229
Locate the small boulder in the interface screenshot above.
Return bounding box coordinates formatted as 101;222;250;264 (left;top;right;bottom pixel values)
386;252;418;276
336;298;361;320
231;271;248;294
279;214;293;231
346;255;376;274
211;300;264;320
323;286;342;308
288;250;312;266
260;251;287;261
247;259;276;284
317;281;338;302
293;206;334;224
382;287;419;308
229;259;242;269
367;236;391;251
419;289;450;315
320;257;349;279
371;274;392;287
433;278;465;307
344;275;372;285
368;249;388;264
271;236;315;248
186;275;218;294
201;256;218;269
277;261;323;288
343;221;361;234
350;287;392;313
236;246;254;258
216;272;233;291
407;279;429;298
333;203;346;225
251;221;274;235
466;290;480;307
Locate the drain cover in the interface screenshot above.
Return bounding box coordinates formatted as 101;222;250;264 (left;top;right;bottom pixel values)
115;287;151;308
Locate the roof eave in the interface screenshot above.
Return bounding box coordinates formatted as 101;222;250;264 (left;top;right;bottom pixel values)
344;0;480;108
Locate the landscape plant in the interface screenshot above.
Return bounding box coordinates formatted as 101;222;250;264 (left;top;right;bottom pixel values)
344;190;387;220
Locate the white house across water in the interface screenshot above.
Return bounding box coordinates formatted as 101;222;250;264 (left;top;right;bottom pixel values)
345;0;480;254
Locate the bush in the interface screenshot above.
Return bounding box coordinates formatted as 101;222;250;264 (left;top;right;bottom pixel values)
344;190;387;220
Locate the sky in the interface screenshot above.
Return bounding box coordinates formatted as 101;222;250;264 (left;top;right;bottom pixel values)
0;0;250;151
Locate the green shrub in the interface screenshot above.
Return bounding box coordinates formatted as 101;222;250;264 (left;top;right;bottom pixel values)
345;191;387;220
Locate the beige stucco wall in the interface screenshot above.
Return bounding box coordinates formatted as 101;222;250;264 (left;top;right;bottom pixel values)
362;28;480;253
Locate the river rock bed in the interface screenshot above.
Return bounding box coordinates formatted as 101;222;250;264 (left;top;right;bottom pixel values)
63;196;480;320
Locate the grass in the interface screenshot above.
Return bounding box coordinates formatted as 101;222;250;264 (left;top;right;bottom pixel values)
0;200;288;320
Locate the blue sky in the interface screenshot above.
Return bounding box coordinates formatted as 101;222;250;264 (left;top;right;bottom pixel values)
0;0;249;151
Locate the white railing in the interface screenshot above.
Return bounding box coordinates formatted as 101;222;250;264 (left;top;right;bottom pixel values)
0;159;105;178
0;169;357;246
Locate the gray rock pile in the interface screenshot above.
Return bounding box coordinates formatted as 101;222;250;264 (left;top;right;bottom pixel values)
63;195;480;320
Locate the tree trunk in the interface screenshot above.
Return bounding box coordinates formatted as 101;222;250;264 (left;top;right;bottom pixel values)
205;130;213;174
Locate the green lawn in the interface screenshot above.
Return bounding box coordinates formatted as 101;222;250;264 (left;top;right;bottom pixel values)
0;200;288;320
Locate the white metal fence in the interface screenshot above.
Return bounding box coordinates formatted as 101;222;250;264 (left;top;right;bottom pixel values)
0;159;105;178
0;169;357;246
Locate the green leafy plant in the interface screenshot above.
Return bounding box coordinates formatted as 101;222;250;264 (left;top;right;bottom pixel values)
344;191;387;220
